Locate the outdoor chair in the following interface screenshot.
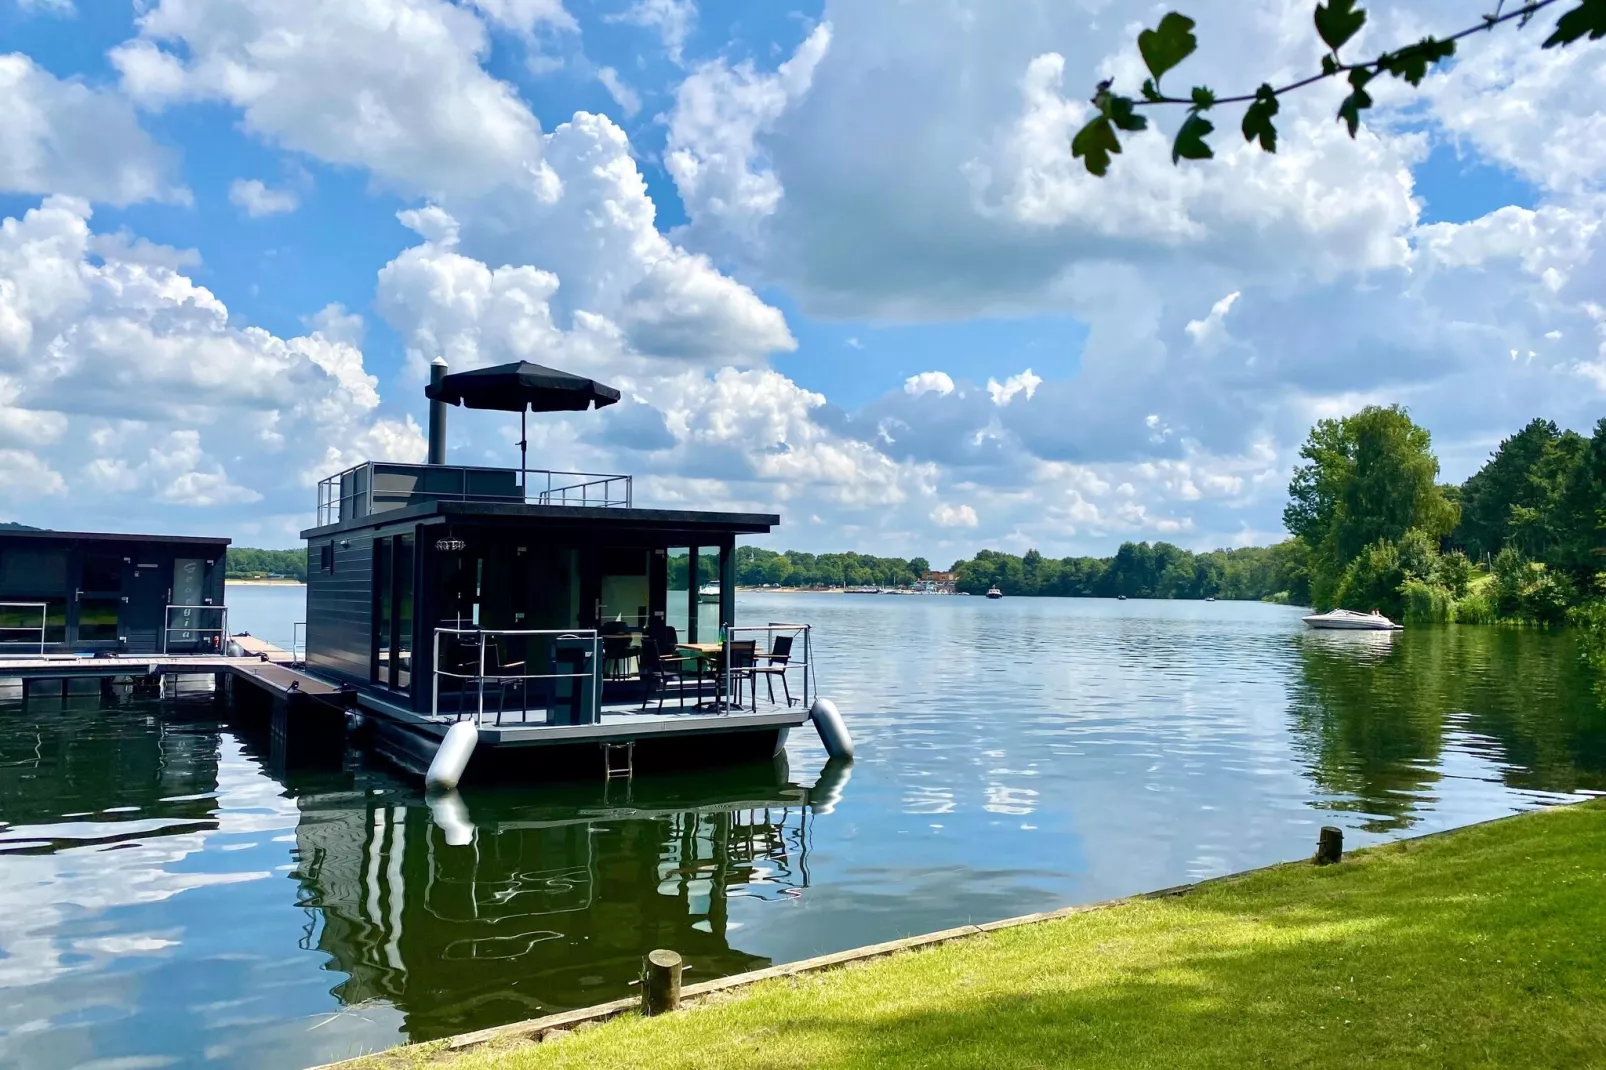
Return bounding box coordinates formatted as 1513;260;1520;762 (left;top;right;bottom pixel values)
750;632;796;706
720;639;759;710
638;637;700;712
601;631;636;680
486;635;530;725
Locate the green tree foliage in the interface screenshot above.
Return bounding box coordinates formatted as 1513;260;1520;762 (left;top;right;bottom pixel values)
1285;405;1458;608
948;540;1307;601
1074;1;1605;177
226;547;308;581
733;546;925;589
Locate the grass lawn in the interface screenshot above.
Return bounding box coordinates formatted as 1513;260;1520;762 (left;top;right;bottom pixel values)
385;800;1606;1070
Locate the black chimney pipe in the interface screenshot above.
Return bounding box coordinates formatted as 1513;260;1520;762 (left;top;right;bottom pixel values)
428;356;448;465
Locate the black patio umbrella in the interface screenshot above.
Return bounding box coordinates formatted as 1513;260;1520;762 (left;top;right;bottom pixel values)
425;360;621;483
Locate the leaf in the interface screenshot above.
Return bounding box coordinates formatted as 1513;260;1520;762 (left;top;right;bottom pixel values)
1314;0;1367;52
1380;36;1456;85
1172;111;1215;163
1138;12;1198;85
1141;78;1164;103
1105;94;1149;132
1337;68;1373;138
1321;54;1339;76
1190;85;1216;110
1241;84;1280;152
1544;0;1606;48
1072;115;1122;177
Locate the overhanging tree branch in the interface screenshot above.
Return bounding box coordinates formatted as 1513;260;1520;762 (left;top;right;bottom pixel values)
1073;0;1606;177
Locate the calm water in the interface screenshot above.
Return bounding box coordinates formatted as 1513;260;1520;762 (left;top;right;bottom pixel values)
2;590;1603;1069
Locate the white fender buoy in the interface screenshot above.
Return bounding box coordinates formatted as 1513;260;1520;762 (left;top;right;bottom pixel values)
809;698;854;761
426;789;475;846
808;756;853;815
425;720;479;792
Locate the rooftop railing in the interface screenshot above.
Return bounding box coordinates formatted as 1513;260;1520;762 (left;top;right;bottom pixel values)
316;461;632;526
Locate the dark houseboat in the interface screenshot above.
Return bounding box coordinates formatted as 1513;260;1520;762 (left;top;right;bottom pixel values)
300;359;849;784
0;528;229;656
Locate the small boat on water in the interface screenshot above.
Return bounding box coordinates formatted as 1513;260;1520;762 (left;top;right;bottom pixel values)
986;586;1003;599
697;583;721;604
1117;594;1127;601
1302;608;1403;631
1205;596;1216;603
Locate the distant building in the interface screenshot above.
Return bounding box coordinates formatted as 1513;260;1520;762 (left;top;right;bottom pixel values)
918;570;956;594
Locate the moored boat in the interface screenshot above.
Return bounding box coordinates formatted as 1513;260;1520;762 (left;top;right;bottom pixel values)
1301;608;1403;631
985;586;1003;599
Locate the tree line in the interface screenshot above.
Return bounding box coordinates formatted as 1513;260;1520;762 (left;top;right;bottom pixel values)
226;547;308;581
1285;407;1605;625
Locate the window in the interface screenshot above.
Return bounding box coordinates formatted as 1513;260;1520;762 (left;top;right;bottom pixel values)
320;543;334;573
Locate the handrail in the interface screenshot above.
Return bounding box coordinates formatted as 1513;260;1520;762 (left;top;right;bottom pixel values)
163;605;228;654
0;602;48;655
316;461;633;525
431;626;602;725
719;623;812;712
291;621;307;665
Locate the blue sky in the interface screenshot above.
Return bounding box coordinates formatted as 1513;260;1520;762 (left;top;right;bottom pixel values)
0;0;1600;556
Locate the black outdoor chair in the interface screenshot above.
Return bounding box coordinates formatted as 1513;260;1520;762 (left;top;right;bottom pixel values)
486;635;531;725
601;629;636;680
720;639;758;711
750;632;796;706
638;637;700;712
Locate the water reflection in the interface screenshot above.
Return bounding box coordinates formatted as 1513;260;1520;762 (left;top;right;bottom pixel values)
289;765;829;1040
1288;625;1606;831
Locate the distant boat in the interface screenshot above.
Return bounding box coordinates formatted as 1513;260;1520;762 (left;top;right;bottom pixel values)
698;583;721;603
1117;595;1127;601
1205;596;1216;603
986;586;1003;599
1302;608;1402;631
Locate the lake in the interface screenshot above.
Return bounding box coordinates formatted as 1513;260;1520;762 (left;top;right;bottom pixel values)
2;589;1602;1068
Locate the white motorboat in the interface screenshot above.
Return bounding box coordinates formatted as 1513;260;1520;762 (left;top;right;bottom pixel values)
697;583;721;604
986;586;1003;599
1302;608;1402;631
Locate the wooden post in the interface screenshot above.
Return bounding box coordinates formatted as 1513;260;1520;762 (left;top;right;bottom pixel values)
642;949;683;1016
1315;825;1343;865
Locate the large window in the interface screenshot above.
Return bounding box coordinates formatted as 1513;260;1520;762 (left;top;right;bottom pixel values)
0;549;68;645
666;547;691;642
599;548;649;630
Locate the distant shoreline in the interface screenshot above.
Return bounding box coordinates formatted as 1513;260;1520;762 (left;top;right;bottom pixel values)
227;579;307;587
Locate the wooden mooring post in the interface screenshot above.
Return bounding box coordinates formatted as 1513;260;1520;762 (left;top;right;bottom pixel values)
642;949;683;1016
1315;825;1343;865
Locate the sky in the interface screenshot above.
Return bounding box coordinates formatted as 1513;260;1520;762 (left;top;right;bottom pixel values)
0;0;1602;560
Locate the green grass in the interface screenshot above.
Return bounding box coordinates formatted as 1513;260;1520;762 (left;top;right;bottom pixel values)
412;801;1606;1070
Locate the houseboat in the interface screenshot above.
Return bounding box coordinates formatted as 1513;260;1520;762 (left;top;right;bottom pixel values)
0;528;229;656
299;359;851;786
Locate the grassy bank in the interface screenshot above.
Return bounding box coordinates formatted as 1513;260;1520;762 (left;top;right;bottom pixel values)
353;800;1606;1070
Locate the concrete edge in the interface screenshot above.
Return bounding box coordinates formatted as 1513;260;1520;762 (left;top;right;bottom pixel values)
307;798;1597;1069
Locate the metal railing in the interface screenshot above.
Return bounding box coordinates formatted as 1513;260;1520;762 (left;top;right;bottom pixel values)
530;470;633;509
163;605;228;654
717;623;813;714
0;602;48;656
432;627;602;725
291;621;307;665
316;461;632;526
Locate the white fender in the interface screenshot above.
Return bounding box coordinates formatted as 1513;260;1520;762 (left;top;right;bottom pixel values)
426;789;475;847
809;698;854;761
425;720;479;792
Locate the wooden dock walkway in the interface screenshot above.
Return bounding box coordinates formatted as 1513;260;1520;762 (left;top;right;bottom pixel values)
0;636;352;710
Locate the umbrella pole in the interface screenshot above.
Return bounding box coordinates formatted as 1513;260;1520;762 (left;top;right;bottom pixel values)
520;408;528;498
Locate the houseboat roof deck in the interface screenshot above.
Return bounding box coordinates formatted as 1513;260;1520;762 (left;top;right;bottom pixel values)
301;497;780;539
0;528;229;547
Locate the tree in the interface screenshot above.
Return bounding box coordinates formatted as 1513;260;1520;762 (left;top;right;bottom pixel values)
1071;2;1606;178
1285;405;1458;606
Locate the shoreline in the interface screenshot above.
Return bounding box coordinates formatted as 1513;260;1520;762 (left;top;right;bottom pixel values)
226;578;307;587
314;797;1605;1069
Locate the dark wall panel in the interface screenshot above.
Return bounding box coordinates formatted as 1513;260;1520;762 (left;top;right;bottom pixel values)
307;532;374;684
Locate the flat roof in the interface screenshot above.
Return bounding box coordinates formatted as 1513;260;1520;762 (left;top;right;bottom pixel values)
0;528;231;547
300;499;780;539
